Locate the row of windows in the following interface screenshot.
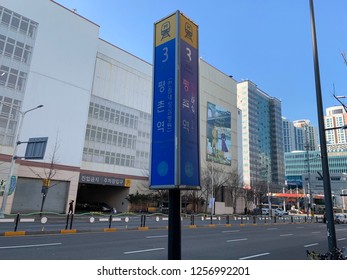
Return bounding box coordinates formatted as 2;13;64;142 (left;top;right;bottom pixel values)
89;102;139;129
0;34;32;63
0;96;21;146
0;7;38;38
85;124;137;149
0;65;26;91
83;148;135;167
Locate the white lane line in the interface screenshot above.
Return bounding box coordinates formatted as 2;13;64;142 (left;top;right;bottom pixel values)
280;234;293;237
239;252;270;260
338;238;347;241
267;228;278;230
226;238;247;242
124;248;165;255
222;230;240;233
296;226;305;229
0;243;62;249
146;235;167;239
336;228;347;232
311;231;321;234
304;243;319;248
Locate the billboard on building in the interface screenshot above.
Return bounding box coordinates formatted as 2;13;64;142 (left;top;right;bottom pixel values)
206;102;231;165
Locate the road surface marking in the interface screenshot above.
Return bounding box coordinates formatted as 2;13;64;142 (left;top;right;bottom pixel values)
296;226;305;229
146;235;167;239
311;231;321;234
338;237;347;241
0;243;62;249
304;243;319;247
280;234;293;237
239;252;270;260
226;238;247;242
222;230;240;233
266;228;278;230
336;228;347;232
124;248;165;255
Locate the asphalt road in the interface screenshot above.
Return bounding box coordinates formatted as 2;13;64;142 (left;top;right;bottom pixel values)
1;222;346;260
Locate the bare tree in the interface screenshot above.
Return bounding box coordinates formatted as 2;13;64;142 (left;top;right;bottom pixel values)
342;50;347;66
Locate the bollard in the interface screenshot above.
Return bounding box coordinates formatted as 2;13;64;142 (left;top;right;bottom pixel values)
226;215;230;225
210;214;213;224
65;213;70;230
140;215;147;227
291;216;294;223
190;215;195;226
69;213;74;229
14;213;20;232
274;216;277;223
240;216;243;224
253;215;256;224
109;214;113;229
264;215;267;224
304;216;307;223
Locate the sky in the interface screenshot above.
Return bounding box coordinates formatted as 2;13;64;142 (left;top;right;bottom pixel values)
55;0;347;128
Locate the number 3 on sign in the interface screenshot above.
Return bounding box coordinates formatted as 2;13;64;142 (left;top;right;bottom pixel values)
162;47;168;63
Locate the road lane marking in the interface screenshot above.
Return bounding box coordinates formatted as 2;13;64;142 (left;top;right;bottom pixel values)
124;248;165;255
226;238;247;242
311;231;321;234
0;243;62;249
222;230;240;233
280;234;293;237
267;228;278;230
296;226;305;229
239;252;270;260
146;235;167;239
338;238;347;241
304;243;319;247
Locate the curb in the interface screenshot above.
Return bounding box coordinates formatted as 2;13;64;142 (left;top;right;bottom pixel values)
60;229;77;234
104;228;117;232
4;231;26;236
137;227;149;231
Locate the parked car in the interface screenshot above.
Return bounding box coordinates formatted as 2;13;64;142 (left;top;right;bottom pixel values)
76;202;112;213
262;208;270;215
334;213;347;224
288;209;303;215
274;208;288;217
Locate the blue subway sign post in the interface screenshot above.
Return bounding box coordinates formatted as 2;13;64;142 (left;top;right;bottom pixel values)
150;11;200;190
150;11;200;260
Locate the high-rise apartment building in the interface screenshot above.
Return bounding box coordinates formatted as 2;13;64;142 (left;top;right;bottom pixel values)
324;106;347;145
282;118;318;152
237;80;285;189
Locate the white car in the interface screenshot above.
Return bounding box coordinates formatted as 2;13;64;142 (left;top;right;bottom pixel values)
262;208;270;215
334;214;347;224
274;208;288;217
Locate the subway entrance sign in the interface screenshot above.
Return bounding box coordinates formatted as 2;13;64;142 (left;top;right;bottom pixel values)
150;11;200;190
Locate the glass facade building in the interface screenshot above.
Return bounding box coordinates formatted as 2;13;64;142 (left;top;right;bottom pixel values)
237;80;285;189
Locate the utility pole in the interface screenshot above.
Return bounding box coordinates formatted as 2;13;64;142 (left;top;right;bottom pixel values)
309;0;337;256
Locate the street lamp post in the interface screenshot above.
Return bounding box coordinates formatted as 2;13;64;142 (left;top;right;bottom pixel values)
309;0;337;255
0;104;43;216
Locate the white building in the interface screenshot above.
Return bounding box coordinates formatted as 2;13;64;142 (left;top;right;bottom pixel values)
0;0;239;214
325;106;347;145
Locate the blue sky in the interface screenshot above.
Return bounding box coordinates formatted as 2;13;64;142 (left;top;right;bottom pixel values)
55;0;347;127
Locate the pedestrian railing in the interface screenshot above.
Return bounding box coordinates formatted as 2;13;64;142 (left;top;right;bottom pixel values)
0;212;323;234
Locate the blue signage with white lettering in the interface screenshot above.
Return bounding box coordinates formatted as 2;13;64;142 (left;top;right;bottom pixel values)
150;38;176;186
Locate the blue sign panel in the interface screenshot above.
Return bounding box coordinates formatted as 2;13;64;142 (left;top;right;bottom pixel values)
179;39;199;186
150;38;176;186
